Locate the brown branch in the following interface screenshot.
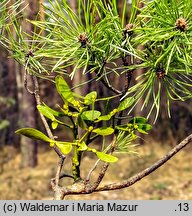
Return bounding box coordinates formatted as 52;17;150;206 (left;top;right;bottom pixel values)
31;76;66;190
24;71;66;198
95;133;192;192
88;162;109;192
99;77;122;95
55;156;65;186
57;162;110;197
86;159;100;182
32;75;55;140
23;68;55;140
24;69;36;95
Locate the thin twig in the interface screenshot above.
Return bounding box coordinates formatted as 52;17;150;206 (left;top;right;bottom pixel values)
32;75;55;140
95;133;192;192
86;159;100;182
88;162;109;191
51;173;74;184
55;157;65;186
24;70;35;95
99;77;122;95
59;173;74;180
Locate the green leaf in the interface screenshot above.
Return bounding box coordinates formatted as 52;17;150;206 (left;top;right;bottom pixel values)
96;151;118;163
43;103;64;117
78;141;88;151
55;75;76;104
81;110;101;121
129;117;148;124
137;128;148;134
84;91;97;105
96;114;112;122
93;127;114;136
138;124;152;131
118;97;135;112
56;142;72;154
37;105;55;121
52;121;58;130
15;128;52;142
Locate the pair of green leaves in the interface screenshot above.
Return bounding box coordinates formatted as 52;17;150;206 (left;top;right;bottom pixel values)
77;142;118;162
15;128;118;163
129;116;152;134
15;128;72;154
116;116;152;139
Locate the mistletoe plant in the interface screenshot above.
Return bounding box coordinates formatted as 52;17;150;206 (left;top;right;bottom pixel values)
2;0;192;199
16;76;150;179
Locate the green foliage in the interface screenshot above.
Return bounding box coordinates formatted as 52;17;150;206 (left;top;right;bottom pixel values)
3;0;191;122
55;142;72;154
81;110;101;121
120;0;192;121
118;97;135;112
15;74;151;168
84;91;97;105
115;131;138;154
0;0;21;29
3;0;191;181
15;126;118;163
37;105;56;121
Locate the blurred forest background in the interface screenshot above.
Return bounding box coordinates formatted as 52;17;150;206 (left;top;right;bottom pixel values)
0;0;192;199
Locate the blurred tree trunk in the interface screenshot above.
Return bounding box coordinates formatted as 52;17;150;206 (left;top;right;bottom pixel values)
0;48;19;148
0;1;19;149
20;0;43;167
